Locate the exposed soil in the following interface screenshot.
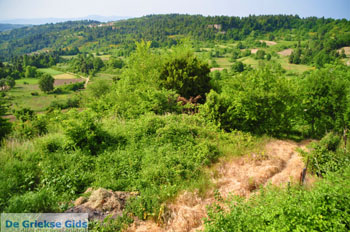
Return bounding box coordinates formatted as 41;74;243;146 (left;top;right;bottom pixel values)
210;68;224;72
259;40;277;46
338;46;350;56
54;78;85;86
250;48;259;54
278;48;293;56
126;139;313;232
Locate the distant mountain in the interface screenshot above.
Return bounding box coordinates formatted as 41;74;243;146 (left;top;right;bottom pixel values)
0;23;30;32
0;15;130;25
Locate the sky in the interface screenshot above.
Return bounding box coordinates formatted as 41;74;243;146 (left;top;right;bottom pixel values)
0;0;349;20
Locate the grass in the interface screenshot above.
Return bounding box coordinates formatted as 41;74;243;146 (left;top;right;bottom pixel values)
92;72;117;82
215;57;233;69
6;78;78;112
238;55;313;74
96;55;111;61
38;68;64;76
15;78;39;85
277;56;313;73
61;55;77;60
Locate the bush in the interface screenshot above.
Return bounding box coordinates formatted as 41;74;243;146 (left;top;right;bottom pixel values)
301;132;349;176
204;167;350;232
159;50;211;99
63;110;114;155
201;65;294;136
0;99;11;141
13;113;48;139
39;73;54;93
5;188;59;213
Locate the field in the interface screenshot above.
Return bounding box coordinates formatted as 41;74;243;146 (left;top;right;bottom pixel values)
5;78;79;112
38;68;64;76
204;40;314;74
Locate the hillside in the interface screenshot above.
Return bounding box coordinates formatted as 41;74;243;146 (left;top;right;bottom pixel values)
0;13;350;232
0;23;30;32
1;14;350;60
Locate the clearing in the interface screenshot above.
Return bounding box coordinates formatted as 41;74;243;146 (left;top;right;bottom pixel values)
278;48;293;56
127;139;313;232
54;78;85;86
260;40;277;46
337;46;350;56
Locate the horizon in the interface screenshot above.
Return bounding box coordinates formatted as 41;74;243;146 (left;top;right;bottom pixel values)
0;0;349;23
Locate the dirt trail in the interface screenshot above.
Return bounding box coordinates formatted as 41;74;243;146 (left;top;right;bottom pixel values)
127;140;311;232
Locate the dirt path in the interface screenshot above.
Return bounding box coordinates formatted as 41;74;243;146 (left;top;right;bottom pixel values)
127;139;311;232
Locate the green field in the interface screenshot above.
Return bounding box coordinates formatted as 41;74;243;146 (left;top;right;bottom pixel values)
6;78;77;112
38;68;64;76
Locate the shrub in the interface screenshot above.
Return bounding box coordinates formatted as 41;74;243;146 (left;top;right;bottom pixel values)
63;110;114;155
204;167;350;232
159;50;211;99
201;65;294;136
39;73;54;93
5;188;59;213
301;132;349;176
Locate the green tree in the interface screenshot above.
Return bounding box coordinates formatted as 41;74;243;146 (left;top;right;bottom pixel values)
231;61;244;73
38;73;54;93
159;53;211;99
300;65;350;137
25;66;38;78
202;64;294;135
6;77;15;89
256;50;266;59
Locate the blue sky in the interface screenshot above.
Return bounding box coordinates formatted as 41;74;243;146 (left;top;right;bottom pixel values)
0;0;349;20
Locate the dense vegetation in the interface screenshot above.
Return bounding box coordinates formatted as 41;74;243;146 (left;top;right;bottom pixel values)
0;13;350;231
205;133;350;231
1;14;349;62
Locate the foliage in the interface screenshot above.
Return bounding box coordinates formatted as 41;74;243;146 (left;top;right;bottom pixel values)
159;51;211;99
13;110;48;139
300;65;350;137
201;64;294;136
301;132;350;176
204;167;350;232
5;188;59;213
0;98;11;141
63;109;114;155
69;54;104;75
38;73;54;93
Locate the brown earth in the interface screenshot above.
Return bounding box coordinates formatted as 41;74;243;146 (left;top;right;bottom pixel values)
210;68;224;72
338;46;350;56
260;40;277;46
126;139;314;232
250;48;259;54
54;78;85;86
278;48;293;56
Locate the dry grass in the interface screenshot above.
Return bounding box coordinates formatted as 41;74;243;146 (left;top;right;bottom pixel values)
250;48;259;54
53;73;78;80
54;78;84;86
210;67;225;72
337;46;350;56
127;140;313;232
278;48;293;56
260;40;277;46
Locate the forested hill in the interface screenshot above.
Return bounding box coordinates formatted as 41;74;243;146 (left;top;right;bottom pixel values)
0;24;30;32
1;14;350;60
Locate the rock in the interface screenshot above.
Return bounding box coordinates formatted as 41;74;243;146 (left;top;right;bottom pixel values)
65;188;138;221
